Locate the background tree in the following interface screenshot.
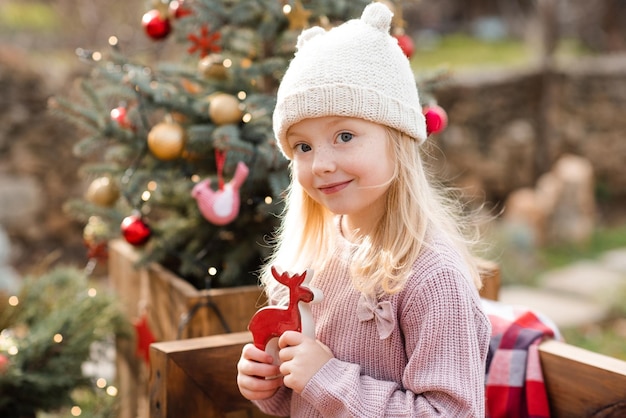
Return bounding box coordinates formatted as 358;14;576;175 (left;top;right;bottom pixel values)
51;0;388;290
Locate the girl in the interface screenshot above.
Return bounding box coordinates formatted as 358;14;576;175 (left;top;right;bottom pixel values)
237;3;491;416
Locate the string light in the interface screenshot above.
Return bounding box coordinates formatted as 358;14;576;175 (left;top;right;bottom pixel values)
265;196;273;204
70;406;82;416
53;334;63;343
7;346;18;356
141;191;151;201
223;58;232;68
106;386;118;396
283;4;292;14
96;378;107;388
208;267;217;276
88;288;97;297
242;113;252;123
8;296;18;306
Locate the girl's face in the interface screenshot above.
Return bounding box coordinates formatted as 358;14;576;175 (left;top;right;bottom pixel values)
287;116;395;232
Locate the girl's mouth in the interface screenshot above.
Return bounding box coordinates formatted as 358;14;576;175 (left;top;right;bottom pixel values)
318;180;351;194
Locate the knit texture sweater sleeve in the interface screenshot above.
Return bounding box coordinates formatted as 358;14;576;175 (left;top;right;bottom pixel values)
256;233;491;417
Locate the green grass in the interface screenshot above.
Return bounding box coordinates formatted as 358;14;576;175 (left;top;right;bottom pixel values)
0;2;60;32
538;224;626;270
484;221;626;287
561;318;626;361
412;34;533;71
411;33;592;72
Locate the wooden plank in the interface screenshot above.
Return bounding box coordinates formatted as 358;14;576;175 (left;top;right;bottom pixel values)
150;332;626;418
108;239;145;418
150;341;218;418
477;258;500;301
146;258;265;341
109;238;266;418
149;332;272;418
109;239;142;316
539;340;626;417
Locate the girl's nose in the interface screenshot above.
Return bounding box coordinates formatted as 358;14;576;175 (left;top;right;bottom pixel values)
311;145;336;174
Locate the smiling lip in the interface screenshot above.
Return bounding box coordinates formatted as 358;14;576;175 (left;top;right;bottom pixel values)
318;180;351;194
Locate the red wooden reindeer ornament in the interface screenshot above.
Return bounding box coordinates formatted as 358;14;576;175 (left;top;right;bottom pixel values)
248;267;322;364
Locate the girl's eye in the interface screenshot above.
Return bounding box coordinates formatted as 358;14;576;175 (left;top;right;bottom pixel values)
337;132;353;143
295;143;312;153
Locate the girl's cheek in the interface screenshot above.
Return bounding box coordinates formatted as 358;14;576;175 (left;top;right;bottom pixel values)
293;161;309;179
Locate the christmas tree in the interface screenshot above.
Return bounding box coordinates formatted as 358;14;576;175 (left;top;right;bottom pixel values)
0;266;130;417
50;0;436;290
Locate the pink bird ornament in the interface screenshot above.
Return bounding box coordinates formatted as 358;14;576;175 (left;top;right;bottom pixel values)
191;161;249;225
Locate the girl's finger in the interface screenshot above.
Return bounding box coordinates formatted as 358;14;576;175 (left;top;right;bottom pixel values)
278;330;304;349
242;343;274;364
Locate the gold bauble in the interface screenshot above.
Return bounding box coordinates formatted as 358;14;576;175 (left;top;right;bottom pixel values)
85;176;119;207
147;121;186;160
83;216;109;245
208;93;243;125
198;54;228;79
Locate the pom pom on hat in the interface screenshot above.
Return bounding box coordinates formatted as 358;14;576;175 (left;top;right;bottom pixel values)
273;2;427;160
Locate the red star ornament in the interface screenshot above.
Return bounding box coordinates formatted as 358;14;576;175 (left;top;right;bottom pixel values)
188;25;221;58
133;313;156;365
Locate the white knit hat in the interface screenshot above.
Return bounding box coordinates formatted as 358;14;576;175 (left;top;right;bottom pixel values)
273;2;427;160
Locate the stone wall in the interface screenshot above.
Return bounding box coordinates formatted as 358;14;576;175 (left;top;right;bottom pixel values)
549;56;626;199
429;68;543;204
429;54;626;213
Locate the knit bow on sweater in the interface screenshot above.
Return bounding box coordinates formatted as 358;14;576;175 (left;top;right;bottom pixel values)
357;295;396;339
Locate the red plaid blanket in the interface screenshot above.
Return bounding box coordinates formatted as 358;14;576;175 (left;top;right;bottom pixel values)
482;299;561;418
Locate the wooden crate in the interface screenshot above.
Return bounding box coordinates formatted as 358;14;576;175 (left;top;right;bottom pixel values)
108;239;265;418
149;260;626;418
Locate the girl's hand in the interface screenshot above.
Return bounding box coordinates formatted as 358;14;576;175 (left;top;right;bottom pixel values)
237;343;284;401
278;330;334;394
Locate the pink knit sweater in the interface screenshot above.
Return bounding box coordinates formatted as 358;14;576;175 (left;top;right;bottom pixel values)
255;229;491;417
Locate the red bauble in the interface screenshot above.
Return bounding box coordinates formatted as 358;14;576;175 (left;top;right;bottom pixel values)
169;0;193;19
142;9;171;40
121;214;151;246
84;240;109;261
423;104;448;136
394;33;414;58
110;106;133;130
0;354;8;374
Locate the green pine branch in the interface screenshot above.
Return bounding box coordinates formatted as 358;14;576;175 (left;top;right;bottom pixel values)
0;267;131;416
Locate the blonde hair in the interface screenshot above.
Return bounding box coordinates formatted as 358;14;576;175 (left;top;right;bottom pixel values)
261;128;481;301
